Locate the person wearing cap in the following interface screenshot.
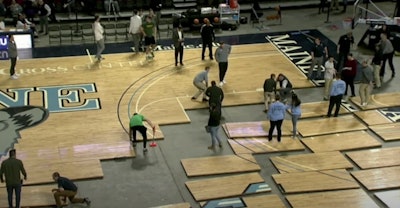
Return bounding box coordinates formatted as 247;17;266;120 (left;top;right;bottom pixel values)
172;25;184;66
215;41;232;87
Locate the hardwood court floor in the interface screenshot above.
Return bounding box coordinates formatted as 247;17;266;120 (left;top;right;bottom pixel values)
0;43;313;191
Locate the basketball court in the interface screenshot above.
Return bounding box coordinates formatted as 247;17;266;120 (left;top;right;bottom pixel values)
1;1;400;207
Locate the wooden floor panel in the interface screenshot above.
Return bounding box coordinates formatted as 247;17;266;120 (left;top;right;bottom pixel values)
286;189;379;208
354;110;393;126
301;131;381;153
293;101;349;118
375;190;400;208
369;123;400;141
297;115;367;137
228;137;305;154
181;155;260;177
223;121;292;138
346;147;400;169
351;166;400;191
242;194;286;208
350;92;400;110
272;169;359;193
185;172;268;201
270;151;353;173
0;185;56;208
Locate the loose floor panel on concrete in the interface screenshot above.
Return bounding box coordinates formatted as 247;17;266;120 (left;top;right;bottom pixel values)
286;189;379;208
181;155;260;177
227;137;305;154
353;110;393;126
270;151;353;173
223;121;292;138
185;172;269;201
351;166;400;191
301;131;381;153
272;169;359;193
350;92;400;110
369;123;400;141
297;114;367;137
290;101;349;118
374;189;400;208
346;146;400;169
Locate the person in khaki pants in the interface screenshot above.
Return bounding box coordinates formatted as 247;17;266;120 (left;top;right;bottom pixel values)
52;172;91;208
359;60;373;107
324;56;336;100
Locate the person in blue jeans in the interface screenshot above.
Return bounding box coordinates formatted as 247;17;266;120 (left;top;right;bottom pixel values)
0;149;27;208
267;94;288;142
207;103;222;149
288;93;302;138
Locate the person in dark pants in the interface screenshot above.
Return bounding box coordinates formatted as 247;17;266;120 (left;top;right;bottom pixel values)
200;18;215;60
263;73;276;112
341;53;357;97
172;25;184;66
37;0;50;35
129;113;155;153
337;31;354;72
207;103;222;149
215;41;231;86
318;0;327;14
205;80;224;110
8;34;19;80
379;33;395;78
327;73;346;117
0;149;27;208
277;73;293;102
308;37;328;79
52;172;91;208
267;94;287;142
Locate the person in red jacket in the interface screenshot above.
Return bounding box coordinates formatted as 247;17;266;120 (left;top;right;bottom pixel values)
341;53;358;97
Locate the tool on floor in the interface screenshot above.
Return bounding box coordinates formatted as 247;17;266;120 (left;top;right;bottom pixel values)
149;126;157;147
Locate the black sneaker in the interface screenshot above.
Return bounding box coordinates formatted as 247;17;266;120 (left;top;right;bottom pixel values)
202;98;209;102
84;197;91;206
143;148;148;153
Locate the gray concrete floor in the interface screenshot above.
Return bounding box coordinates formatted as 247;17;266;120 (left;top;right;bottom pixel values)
38;2;400;208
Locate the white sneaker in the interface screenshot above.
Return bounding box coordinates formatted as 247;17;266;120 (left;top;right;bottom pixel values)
219;82;224;87
361;102;367;107
222;80;227;84
10;74;19;79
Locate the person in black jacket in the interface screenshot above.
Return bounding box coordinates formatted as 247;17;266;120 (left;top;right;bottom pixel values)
200;18;215;60
205;80;224;110
277;73;293;102
207;103;222;149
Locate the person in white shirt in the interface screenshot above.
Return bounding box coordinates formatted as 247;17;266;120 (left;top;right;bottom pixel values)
93;15;105;61
323;56;336;100
128;10;142;54
16;13;38;37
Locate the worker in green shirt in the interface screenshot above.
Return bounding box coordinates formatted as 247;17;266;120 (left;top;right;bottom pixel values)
141;15;157;60
0;149;27;208
129;113;156;152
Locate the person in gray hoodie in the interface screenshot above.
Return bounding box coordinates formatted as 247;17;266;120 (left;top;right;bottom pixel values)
215;41;231;87
359;59;373;106
8;35;19;80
